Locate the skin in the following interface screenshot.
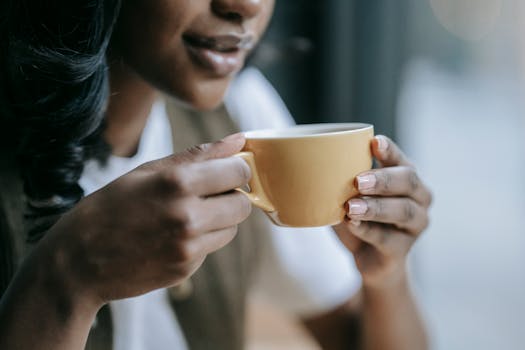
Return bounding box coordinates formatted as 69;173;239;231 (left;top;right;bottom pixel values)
0;0;431;349
307;136;432;350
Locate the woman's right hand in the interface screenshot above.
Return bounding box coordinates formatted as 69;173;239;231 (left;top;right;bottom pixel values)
42;133;252;306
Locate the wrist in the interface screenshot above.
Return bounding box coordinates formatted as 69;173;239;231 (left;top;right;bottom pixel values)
34;230;103;321
0;232;102;349
361;265;409;295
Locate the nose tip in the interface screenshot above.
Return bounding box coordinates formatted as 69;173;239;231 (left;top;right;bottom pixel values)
212;0;263;21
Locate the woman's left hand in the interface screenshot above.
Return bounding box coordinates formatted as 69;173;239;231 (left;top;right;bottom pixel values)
333;135;432;288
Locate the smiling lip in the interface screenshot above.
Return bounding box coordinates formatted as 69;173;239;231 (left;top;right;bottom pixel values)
183;33;255;76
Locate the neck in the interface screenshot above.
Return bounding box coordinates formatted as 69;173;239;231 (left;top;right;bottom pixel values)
105;60;159;157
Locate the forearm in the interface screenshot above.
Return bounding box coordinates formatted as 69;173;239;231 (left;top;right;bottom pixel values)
0;244;100;350
361;270;428;350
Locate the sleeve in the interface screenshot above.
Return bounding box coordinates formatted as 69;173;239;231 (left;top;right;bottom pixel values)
225;67;361;317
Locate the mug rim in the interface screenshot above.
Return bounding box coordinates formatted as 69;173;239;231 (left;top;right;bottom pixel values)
243;123;373;140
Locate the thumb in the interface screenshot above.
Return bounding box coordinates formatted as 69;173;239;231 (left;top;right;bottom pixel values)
175;133;246;164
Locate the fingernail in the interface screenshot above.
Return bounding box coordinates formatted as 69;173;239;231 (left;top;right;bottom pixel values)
350;219;361;227
348;199;368;215
357;174;376;191
376;136;388;152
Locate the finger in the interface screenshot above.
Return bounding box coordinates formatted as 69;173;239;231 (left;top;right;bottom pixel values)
194;192;252;232
347;197;429;235
157;133;246;168
345;221;415;256
372;135;413;168
185;226;239;257
333;219;363;253
165;256;206;286
173;157;251;197
356;166;433;207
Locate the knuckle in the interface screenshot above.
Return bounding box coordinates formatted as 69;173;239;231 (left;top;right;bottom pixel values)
186;143;209;157
167;201;199;237
402;201;416;223
232;158;251;184
369;198;383;219
160;167;191;194
378;135;393;147
172;241;194;262
407;168;420;193
383;135;393;144
381;136;394;153
237;194;253;219
377;171;392;193
179;213;199;238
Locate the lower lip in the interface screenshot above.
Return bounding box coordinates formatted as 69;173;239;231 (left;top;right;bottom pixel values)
185;44;245;77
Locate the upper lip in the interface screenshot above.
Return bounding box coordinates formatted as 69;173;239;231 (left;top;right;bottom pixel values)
183;32;255;53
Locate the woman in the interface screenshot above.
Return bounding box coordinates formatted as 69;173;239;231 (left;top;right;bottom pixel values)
0;0;432;349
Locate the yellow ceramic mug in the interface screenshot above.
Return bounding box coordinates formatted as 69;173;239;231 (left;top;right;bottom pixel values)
235;123;374;227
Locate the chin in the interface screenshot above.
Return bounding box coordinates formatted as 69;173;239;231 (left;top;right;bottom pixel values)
187;94;225;111
172;77;232;111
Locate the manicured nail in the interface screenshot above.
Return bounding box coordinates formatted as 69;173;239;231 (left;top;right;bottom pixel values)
350;219;361;227
348;199;368;215
376;136;388;152
357;174;376;191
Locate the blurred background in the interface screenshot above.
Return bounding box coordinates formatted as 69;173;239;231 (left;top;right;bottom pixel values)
247;0;525;349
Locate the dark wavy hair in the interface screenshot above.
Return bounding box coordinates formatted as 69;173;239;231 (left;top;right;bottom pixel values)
0;0;121;293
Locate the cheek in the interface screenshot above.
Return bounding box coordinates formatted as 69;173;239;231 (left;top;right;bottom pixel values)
140;42;233;110
257;0;276;35
116;24;233;110
113;0;230;109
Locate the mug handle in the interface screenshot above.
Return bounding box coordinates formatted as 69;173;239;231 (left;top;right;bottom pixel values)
234;152;275;212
